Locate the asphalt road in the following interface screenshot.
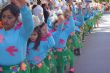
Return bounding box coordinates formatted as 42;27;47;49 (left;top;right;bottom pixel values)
74;14;110;73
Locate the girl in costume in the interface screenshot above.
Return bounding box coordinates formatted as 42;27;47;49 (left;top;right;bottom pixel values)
43;13;58;73
44;16;57;73
0;0;34;73
27;22;55;73
83;3;91;37
51;9;75;73
64;10;76;73
74;3;84;56
66;2;83;56
84;3;91;21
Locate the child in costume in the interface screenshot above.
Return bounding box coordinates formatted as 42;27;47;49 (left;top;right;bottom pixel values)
27;22;55;73
74;3;84;56
51;9;75;73
0;0;34;73
44;14;58;73
66;2;83;56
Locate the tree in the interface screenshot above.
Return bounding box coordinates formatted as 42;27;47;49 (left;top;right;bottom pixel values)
99;0;109;3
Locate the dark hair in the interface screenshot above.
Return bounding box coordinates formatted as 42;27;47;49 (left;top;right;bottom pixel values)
27;26;41;50
30;2;33;5
53;20;58;27
1;4;20;18
42;4;46;9
32;5;37;10
52;20;58;29
39;22;46;29
0;14;2;21
26;3;30;7
37;1;41;5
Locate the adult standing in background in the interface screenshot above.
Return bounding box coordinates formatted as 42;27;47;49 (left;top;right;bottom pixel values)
48;0;55;10
33;1;44;22
42;3;50;23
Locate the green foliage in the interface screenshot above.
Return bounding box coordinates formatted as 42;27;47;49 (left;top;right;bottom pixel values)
99;0;109;3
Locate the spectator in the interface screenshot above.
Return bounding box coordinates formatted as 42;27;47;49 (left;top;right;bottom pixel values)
42;3;49;23
33;1;44;22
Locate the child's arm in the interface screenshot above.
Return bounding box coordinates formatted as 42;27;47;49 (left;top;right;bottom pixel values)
65;16;75;35
47;32;55;48
20;5;34;40
53;22;63;35
47;17;52;30
75;20;82;26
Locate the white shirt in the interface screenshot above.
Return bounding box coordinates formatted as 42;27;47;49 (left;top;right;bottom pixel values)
33;5;44;22
32;15;41;27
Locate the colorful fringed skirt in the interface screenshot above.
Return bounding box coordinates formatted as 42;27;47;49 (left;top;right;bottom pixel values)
0;61;30;73
44;50;57;73
67;33;82;51
30;62;50;73
53;47;74;73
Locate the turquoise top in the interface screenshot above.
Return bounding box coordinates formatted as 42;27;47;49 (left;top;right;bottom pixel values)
0;6;34;66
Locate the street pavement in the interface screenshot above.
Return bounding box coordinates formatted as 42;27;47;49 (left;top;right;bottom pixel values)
74;14;110;73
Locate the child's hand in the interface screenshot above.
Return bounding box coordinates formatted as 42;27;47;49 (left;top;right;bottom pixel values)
58;15;64;24
11;0;26;9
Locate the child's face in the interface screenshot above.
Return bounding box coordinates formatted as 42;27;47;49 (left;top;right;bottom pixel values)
77;4;81;9
65;14;69;20
30;31;38;42
58;15;64;23
41;24;48;36
2;10;17;30
54;23;59;30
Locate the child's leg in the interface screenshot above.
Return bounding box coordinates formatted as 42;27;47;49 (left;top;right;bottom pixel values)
54;49;68;73
64;48;74;73
57;64;65;73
